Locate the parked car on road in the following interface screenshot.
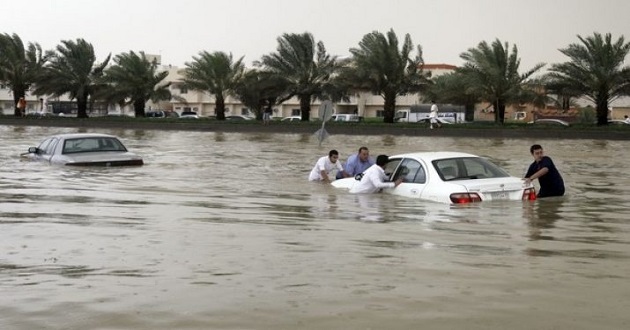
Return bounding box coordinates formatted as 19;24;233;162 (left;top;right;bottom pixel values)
179;111;199;119
416;117;452;125
331;114;361;122
527;118;570;127
607;119;630;125
146;110;179;118
225;115;254;120
281;116;302;122
22;133;143;166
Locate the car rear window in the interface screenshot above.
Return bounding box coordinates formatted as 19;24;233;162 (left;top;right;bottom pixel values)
63;137;127;154
433;157;510;181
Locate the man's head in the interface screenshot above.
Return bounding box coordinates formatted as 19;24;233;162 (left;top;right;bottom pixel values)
530;144;544;162
376;154;389;167
357;147;370;162
328;149;339;163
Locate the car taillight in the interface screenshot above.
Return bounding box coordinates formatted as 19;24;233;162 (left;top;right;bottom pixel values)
450;193;482;204
522;188;537;201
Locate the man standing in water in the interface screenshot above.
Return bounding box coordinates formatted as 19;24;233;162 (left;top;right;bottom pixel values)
337;146;374;179
524;144;565;197
309;149;348;183
350;155;403;194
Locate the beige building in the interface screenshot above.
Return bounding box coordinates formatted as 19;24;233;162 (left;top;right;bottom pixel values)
4;60;629;120
161;63;459;119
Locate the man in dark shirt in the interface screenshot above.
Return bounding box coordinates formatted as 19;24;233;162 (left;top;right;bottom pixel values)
524;144;565;198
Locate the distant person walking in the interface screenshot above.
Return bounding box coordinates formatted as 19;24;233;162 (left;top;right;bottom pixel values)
624;115;630;124
524;144;565;198
17;97;27;117
429;100;441;129
263;106;272;125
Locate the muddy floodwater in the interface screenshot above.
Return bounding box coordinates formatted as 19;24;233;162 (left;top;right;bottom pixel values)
1;125;629;330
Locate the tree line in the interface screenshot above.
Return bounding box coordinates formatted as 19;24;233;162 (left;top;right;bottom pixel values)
1;30;629;125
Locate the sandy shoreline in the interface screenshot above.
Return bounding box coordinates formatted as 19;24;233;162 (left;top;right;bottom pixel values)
2;117;629;140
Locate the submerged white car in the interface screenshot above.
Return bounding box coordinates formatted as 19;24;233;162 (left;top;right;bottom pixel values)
22;133;143;166
332;152;536;204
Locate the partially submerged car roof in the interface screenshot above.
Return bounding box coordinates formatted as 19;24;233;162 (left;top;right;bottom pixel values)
389;151;478;162
50;133;118;140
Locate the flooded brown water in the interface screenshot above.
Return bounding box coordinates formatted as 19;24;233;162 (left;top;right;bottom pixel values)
1;125;629;330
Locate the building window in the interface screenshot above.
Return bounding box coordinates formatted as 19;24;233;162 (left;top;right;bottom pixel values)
291;109;301;116
376;110;385;117
180;87;188;94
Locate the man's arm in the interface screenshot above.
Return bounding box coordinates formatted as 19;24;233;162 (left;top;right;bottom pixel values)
525;167;548;185
369;174;402;189
320;170;331;183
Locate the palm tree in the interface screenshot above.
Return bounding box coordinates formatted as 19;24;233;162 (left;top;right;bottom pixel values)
0;33;50;116
257;32;339;121
544;77;580;111
102;51;172;117
424;72;480;122
33;38;110;118
233;70;288;120
183;51;244;120
547;32;630;125
458;39;544;124
340;29;430;123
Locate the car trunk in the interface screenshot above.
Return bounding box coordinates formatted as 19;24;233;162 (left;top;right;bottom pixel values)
65;152;143;166
460;177;526;201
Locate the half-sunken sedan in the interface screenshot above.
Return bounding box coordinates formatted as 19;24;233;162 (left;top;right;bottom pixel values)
332;152;536;204
23;133;143;166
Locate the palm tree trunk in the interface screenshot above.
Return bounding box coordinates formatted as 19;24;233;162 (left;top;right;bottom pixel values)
13;89;25;117
495;100;506;124
134;99;146;117
383;92;396;123
77;95;89;118
216;95;226;120
299;94;311;121
465;103;475;122
596;93;609;126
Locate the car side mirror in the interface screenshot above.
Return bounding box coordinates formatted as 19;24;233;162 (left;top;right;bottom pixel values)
28;147;38;154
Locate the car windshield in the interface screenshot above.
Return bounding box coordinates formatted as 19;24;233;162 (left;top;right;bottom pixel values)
432;157;510;181
62;137;127;154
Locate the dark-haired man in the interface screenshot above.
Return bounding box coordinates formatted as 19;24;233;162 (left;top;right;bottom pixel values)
350;155;403;194
524;144;565;198
309;149;347;183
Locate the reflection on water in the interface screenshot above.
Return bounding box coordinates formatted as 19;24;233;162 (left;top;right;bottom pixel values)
1;125;629;329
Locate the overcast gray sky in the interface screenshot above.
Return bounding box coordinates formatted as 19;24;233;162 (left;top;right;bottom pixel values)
4;0;630;73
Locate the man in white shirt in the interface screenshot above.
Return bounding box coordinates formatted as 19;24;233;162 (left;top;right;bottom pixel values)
308;149;347;183
350;155;403;194
624;115;630;124
429;100;441;129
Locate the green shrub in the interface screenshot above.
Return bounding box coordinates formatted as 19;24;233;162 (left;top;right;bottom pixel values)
577;107;596;124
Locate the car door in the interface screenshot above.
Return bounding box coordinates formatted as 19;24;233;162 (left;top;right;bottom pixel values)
382;158;428;198
30;138;56;163
42;137;60;163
